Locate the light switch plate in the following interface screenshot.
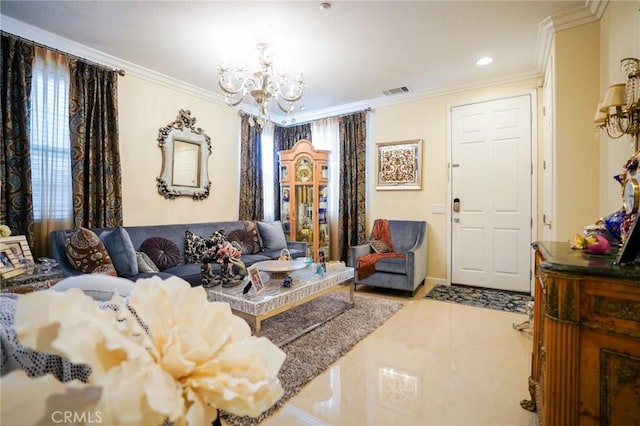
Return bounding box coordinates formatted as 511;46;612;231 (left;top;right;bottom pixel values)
431;204;445;214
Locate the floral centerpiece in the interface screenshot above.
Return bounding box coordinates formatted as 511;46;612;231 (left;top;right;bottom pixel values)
1;276;285;425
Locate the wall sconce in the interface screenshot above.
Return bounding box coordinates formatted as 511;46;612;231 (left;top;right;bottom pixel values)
595;57;640;150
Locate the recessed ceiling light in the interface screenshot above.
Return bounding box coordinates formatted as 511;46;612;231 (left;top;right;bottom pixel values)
319;2;331;11
477;57;494;66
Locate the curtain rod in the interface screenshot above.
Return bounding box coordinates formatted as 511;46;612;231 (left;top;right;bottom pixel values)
2;31;126;76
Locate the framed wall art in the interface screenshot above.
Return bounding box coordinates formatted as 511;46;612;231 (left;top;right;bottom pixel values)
376;139;422;190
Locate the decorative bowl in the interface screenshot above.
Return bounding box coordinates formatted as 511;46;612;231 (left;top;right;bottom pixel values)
299;257;313;267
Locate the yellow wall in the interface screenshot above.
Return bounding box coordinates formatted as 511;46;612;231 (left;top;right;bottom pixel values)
118;76;241;226
368;80;539;284
598;0;640;215
552;22;601;239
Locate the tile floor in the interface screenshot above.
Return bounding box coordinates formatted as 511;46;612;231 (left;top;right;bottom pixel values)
254;283;539;426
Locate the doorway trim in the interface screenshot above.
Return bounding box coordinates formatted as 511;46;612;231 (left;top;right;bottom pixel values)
445;89;539;295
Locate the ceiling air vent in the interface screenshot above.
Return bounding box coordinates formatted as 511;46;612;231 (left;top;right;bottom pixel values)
382;86;411;96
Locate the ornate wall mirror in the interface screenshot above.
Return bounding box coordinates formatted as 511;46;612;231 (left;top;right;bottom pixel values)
157;109;211;200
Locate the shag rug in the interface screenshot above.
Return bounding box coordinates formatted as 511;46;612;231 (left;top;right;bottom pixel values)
220;291;403;426
425;284;532;314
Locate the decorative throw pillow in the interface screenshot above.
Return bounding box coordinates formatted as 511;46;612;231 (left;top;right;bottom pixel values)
64;227;117;276
370;239;393;254
243;221;262;254
100;226;139;277
256;221;287;252
184;230;210;264
227;228;256;255
136;251;159;273
140;237;181;271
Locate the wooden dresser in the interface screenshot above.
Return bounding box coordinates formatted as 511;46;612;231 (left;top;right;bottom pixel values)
523;242;640;424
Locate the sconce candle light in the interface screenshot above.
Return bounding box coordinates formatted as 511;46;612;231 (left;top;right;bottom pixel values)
595;57;640;150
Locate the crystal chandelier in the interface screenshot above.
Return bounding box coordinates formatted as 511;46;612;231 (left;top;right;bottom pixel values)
594;57;640;150
217;43;305;127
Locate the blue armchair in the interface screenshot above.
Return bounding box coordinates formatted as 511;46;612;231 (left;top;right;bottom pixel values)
349;220;428;296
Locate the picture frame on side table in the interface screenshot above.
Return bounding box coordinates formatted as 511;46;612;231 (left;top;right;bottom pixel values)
0;247;24;280
616;214;640;265
247;264;265;294
0;235;34;264
376;139;422;190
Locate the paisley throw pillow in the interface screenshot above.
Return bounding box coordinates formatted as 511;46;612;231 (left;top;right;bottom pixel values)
64;227;117;276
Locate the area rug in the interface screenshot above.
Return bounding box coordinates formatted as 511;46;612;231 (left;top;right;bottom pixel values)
425;284;532;314
220;291;403;426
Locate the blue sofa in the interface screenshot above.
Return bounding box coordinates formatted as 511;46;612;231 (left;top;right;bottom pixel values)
50;221;307;286
349;220;428;296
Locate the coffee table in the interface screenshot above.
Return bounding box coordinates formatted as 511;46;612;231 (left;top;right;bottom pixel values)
205;263;354;346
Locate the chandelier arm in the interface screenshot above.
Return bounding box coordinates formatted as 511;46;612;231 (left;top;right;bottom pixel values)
276;100;296;114
218;80;245;96
278;91;304;103
225;97;245;108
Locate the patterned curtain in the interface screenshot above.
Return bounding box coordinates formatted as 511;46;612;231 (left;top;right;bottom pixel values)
0;34;35;246
238;113;263;221
272;123;312;220
338;111;367;262
68;60;122;228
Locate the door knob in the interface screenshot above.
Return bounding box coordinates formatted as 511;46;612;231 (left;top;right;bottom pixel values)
453;218;460;223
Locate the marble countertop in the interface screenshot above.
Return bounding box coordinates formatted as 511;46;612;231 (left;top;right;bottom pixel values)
534;241;640;281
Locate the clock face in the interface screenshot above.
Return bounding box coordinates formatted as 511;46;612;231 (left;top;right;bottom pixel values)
296;159;312;182
623;178;639;214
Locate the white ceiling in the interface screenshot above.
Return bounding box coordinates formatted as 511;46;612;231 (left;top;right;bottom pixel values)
1;1;598;122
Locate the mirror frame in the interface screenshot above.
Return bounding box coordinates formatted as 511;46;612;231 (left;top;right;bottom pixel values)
156;109;212;200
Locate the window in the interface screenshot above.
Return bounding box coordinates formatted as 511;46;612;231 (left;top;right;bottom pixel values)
29;49;72;221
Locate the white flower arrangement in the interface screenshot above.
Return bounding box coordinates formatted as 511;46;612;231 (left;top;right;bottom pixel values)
0;224;11;237
2;276;285;425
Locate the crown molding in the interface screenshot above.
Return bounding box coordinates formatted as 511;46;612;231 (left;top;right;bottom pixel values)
1;15;228;105
288;69;543;125
3;3;610;126
535;0;607;74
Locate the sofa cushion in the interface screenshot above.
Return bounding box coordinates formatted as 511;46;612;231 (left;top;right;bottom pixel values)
227;228;258;255
370;239;393;254
162;263;203;286
64;227;117;276
256;221;287;252
184;230;211;263
100;226;139;277
140;237;181;271
52;275;134;301
136;251;159;273
243;221;262;254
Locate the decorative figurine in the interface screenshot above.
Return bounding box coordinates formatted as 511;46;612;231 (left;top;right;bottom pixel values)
319;250;326;273
281;276;293;288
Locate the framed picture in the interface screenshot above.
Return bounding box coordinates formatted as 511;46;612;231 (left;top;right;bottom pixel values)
616;214;640;265
376;139;422;190
0;247;24;280
247;264;265;294
0;235;33;264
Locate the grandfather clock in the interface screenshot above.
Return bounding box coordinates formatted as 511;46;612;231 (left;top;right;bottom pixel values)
278;139;330;261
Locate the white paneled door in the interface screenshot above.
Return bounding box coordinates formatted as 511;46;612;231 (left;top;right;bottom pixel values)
451;95;532;292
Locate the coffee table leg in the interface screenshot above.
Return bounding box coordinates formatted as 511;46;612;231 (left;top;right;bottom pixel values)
348;279;355;306
255;318;261;336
